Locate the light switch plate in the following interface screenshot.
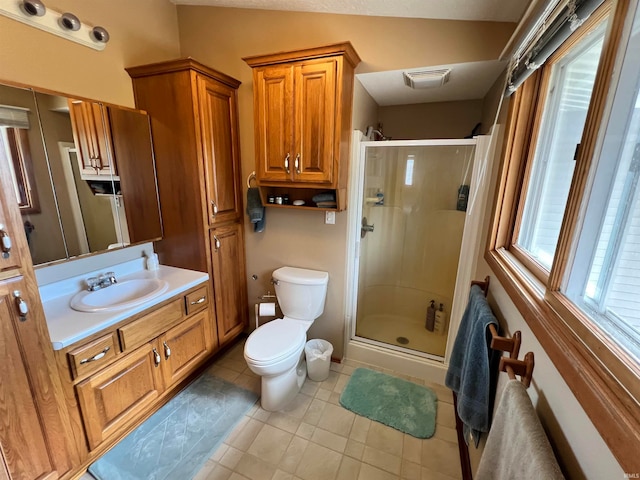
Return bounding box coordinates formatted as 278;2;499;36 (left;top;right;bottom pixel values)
325;211;336;225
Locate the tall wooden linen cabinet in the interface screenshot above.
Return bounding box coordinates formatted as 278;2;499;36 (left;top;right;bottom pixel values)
0;128;77;478
126;59;248;347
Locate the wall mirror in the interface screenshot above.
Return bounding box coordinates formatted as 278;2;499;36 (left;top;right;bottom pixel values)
0;81;162;266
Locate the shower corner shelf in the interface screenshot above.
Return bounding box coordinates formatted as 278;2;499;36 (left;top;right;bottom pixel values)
258;185;346;212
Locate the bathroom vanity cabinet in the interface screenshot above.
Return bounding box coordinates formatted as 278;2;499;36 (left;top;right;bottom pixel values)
0;140;77;479
55;284;213;454
127;58;248;347
243;42;360;211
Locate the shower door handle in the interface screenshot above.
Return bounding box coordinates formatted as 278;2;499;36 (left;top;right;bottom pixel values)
361;217;374;238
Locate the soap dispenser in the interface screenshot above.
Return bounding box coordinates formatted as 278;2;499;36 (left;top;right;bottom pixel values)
425;300;436;331
146;252;159;271
434;303;447;334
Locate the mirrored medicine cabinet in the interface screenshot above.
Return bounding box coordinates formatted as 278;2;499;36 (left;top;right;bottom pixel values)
0;81;162;267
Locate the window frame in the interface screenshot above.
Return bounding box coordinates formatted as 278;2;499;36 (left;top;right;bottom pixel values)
486;0;640;471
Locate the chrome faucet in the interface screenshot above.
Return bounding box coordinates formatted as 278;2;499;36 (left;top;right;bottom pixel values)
86;271;117;291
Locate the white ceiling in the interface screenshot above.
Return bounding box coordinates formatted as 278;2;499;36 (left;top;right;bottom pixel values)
358;60;508;106
172;0;525;105
171;0;530;22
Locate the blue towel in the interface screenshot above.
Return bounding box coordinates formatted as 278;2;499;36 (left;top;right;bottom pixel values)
246;187;265;232
445;285;499;447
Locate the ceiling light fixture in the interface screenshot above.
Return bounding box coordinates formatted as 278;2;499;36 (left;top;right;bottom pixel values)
403;69;451;89
0;0;109;50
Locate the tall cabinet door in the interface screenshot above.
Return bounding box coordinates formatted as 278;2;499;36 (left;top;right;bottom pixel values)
197;75;243;227
210;224;248;345
293;60;337;184
253;65;295;182
0;278;55;480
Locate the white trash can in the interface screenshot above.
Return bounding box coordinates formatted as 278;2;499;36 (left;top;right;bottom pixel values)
305;339;333;381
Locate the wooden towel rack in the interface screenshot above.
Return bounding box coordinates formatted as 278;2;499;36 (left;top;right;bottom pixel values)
454;276;537;480
472;275;535;388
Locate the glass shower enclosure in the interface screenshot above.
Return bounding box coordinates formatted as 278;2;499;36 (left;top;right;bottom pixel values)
350;139;477;360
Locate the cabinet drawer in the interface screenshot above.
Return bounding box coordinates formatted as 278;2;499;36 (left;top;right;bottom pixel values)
185;285;209;316
68;333;118;379
118;299;183;351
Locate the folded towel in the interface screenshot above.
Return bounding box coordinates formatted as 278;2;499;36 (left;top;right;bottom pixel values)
312;191;336;203
476;380;565;480
246;187;265;232
445;285;499;446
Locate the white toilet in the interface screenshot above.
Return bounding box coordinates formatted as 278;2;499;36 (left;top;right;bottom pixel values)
244;266;329;411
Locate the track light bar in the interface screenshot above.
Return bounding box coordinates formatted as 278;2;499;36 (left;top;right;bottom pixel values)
0;0;109;51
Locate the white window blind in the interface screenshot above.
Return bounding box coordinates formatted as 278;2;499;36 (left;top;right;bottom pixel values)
0;105;30;129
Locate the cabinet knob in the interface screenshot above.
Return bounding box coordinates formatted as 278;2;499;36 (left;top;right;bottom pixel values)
211;200;218;218
284;153;290;174
295;154;301;174
213;235;221;252
163;341;171;360
13;290;28;322
153;347;161;367
0;224;12;259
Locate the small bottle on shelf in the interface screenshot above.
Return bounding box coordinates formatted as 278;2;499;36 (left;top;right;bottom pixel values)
434;303;447;334
425;300;436;331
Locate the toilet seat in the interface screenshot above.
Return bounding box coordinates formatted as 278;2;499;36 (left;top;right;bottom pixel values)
245;319;306;365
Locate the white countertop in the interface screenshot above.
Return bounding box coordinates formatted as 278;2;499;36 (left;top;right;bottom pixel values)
43;265;209;350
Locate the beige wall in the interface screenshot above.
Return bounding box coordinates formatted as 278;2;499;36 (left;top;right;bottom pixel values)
176;5;514;357
0;0;180;107
378;100;483;139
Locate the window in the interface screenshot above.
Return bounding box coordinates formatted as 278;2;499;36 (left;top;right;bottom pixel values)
565;8;640;364
516;21;606;272
487;0;640;471
0;126;40;214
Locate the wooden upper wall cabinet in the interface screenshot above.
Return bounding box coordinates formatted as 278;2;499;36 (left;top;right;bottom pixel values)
68;100;117;178
244;42;361;209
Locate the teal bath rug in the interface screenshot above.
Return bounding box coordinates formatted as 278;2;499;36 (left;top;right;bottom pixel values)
89;373;258;480
339;367;437;438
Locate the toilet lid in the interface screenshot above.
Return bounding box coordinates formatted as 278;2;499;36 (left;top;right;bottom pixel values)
245;319;306;364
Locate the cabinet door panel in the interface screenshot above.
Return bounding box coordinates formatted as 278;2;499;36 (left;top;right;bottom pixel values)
294;61;336;184
68;100;115;177
161;311;211;386
0;199;22;276
254;66;294;182
197;76;243;226
76;343;163;450
210;224;248;345
107;107;162;243
0;281;55;479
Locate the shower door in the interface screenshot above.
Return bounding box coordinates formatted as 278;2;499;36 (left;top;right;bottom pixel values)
352;140;476;359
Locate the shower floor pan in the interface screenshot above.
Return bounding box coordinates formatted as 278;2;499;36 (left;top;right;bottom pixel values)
355;313;447;357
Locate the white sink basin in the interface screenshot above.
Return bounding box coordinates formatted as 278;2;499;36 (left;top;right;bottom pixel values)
70;278;169;313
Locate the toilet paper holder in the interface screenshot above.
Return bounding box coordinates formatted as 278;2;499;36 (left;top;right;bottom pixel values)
259;291;277;301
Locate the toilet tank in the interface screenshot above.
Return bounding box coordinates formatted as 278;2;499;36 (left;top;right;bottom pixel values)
273;267;329;322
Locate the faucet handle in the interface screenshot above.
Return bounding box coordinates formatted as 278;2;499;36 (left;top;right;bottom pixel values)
86;277;99;291
106;271;117;284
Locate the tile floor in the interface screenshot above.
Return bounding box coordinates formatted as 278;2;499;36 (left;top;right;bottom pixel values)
84;340;462;480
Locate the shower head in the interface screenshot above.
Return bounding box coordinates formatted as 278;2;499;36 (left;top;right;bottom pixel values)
365;126;390;141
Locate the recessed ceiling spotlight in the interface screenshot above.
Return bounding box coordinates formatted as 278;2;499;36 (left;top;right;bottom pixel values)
403;69;451;89
20;0;46;17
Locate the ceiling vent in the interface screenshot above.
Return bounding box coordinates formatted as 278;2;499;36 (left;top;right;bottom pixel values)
403;69;451;89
